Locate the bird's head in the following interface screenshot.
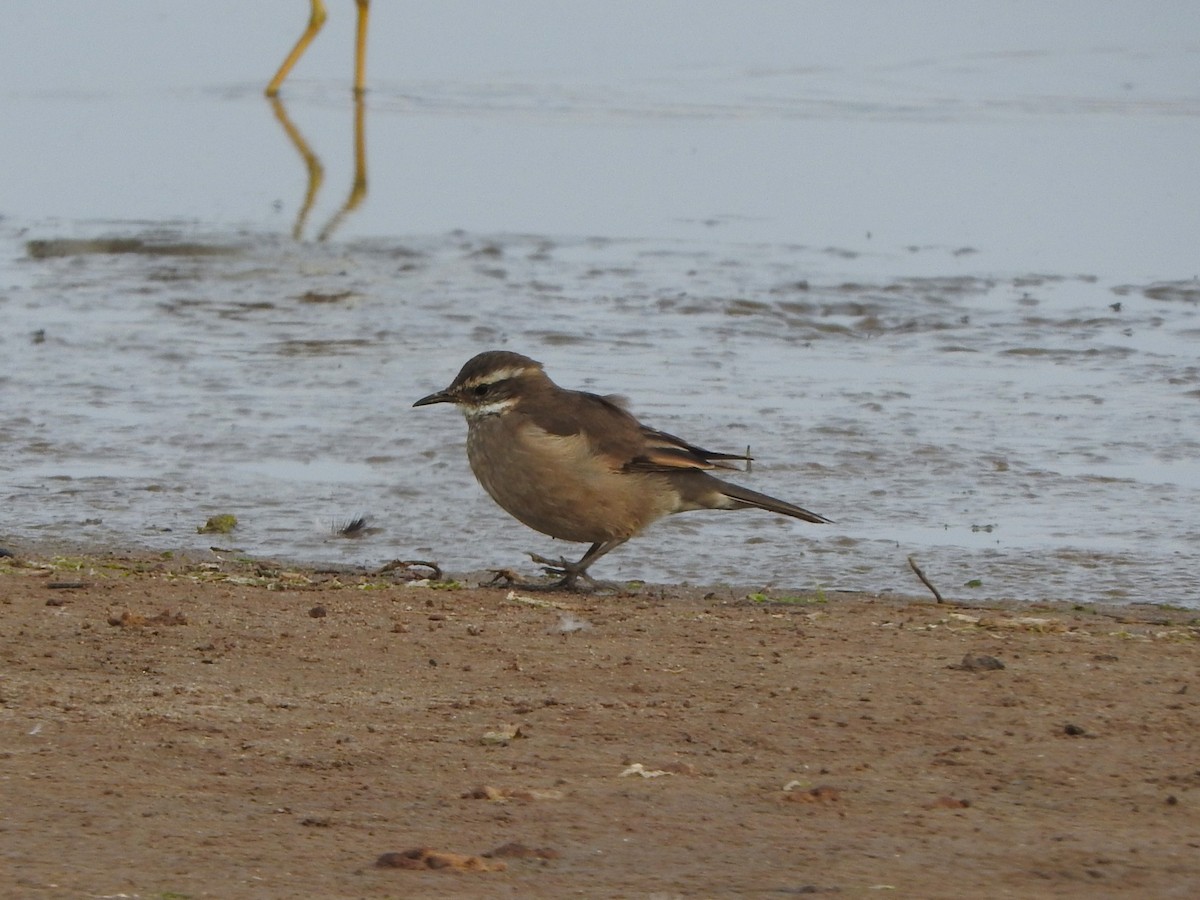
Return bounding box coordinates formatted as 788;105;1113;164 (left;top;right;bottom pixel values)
413;350;547;420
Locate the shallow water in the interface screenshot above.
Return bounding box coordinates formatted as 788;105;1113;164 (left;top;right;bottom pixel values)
4;230;1198;604
1;3;1198;604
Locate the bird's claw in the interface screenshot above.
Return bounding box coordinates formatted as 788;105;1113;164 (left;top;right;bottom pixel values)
528;552;598;591
529;552;569;576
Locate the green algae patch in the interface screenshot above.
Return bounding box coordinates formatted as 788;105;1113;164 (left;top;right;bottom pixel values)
197;514;238;535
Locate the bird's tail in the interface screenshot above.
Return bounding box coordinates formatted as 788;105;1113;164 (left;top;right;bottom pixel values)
713;479;832;524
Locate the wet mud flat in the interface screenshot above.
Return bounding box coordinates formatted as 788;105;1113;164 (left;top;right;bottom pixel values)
4;228;1200;607
2;552;1197;897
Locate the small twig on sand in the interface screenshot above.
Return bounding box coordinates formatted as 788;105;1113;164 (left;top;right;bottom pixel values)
907;555;945;604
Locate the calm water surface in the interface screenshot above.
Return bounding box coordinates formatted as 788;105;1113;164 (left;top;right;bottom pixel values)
1;3;1198;604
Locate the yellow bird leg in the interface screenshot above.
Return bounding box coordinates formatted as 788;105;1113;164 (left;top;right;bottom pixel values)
353;0;370;96
265;0;329;97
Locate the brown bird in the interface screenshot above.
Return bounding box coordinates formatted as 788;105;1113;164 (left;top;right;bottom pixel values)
413;351;831;590
266;0;370;97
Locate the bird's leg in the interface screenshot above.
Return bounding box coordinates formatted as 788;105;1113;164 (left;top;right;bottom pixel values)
352;0;370;96
266;0;329;97
527;539;627;591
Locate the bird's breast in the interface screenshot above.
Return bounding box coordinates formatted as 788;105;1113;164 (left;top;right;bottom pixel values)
464;415;676;543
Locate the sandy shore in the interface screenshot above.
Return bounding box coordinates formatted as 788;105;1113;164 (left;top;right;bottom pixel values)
1;551;1197;898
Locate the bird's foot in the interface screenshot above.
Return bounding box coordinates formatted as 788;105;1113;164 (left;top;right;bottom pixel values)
482;561;586;592
483;555;612;593
526;553;602;592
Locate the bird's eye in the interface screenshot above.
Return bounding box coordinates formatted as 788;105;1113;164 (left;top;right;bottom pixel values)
472;384;490;397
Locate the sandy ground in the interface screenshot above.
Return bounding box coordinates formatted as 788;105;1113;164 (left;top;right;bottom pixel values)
1;551;1197;899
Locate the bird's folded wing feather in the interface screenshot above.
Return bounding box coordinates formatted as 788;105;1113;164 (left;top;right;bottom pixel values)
625;426;751;473
533;389;752;473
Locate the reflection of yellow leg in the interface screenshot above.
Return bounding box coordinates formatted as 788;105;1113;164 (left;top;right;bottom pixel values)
318;91;369;241
265;0;329;97
267;96;325;239
353;0;370;96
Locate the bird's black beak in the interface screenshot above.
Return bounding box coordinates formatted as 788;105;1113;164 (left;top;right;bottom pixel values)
413;389;455;408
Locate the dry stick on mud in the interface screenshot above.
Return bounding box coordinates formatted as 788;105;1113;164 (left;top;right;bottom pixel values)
907;555;945;604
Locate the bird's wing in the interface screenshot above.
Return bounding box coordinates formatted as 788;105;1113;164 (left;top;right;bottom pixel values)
527;388;751;474
625;426;751;473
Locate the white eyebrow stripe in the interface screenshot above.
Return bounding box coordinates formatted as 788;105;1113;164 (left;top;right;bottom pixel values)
464;366;532;387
